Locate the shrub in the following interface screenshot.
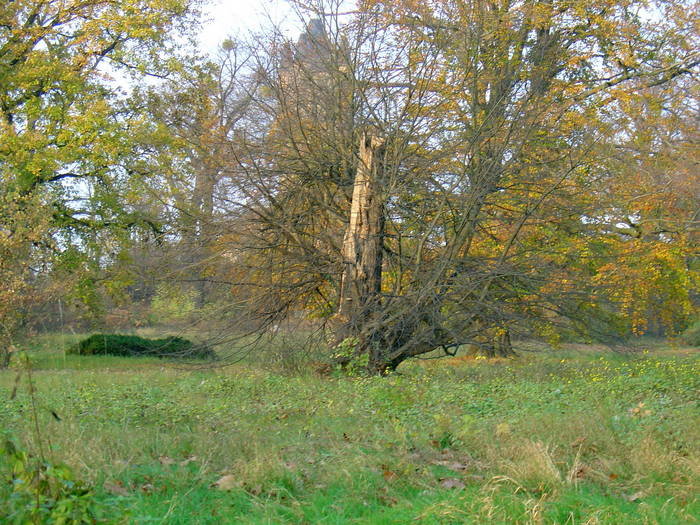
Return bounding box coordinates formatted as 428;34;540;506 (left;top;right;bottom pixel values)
1;438;101;524
67;334;217;360
681;319;700;346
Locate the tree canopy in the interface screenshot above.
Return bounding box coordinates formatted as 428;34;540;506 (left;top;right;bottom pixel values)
0;0;200;358
1;0;698;373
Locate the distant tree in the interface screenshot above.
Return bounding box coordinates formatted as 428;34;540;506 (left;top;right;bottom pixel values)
587;79;700;336
0;0;201;365
130;41;260;308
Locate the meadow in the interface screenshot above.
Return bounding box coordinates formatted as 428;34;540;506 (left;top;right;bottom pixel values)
1;336;699;524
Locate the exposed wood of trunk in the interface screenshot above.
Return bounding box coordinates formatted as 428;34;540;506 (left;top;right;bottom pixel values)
336;131;385;365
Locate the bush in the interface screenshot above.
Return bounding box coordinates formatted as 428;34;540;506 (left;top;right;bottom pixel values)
67;334;217;360
681;319;700;346
1;438;102;524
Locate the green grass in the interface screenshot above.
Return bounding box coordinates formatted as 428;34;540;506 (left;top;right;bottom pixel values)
1;336;699;524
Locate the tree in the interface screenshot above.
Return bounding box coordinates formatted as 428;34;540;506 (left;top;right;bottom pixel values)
204;0;700;373
0;0;201;365
587;78;700;336
131;40;261;308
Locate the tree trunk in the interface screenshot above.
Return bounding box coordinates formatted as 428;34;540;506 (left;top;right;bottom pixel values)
0;349;10;369
184;163;216;307
492;328;516;357
0;338;13;369
463;326;516;358
335;131;385;370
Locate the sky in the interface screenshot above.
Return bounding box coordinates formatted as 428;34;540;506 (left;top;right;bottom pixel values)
199;0;296;52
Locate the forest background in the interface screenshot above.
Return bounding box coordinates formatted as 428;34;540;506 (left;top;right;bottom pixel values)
0;0;698;370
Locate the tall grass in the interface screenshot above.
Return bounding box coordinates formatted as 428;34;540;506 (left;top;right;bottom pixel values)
1;335;698;523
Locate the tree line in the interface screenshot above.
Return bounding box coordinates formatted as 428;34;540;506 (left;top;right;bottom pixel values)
1;0;698;372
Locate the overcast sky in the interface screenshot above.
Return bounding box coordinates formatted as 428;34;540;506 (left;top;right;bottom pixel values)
199;0;296;52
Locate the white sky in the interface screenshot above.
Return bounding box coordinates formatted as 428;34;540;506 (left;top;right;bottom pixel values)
199;0;297;52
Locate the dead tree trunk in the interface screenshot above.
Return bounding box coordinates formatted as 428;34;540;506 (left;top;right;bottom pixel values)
335;131;386;372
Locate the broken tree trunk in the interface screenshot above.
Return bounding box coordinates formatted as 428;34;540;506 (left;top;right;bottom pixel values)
335;131;386;370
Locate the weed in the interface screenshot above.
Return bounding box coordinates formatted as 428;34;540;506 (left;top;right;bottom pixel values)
0;336;698;523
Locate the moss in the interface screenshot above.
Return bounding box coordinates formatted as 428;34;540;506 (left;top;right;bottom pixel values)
67;334;216;360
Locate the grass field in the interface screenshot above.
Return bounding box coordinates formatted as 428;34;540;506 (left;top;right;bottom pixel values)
1;335;699;524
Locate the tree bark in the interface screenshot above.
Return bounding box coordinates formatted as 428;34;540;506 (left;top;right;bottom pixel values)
0;350;10;369
492;328;516;357
183;162;216;307
335;131;386;370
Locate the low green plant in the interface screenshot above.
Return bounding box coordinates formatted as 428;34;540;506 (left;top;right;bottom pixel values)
2;337;699;523
67;334;216;360
1;438;101;524
681;319;700;346
333;337;369;376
